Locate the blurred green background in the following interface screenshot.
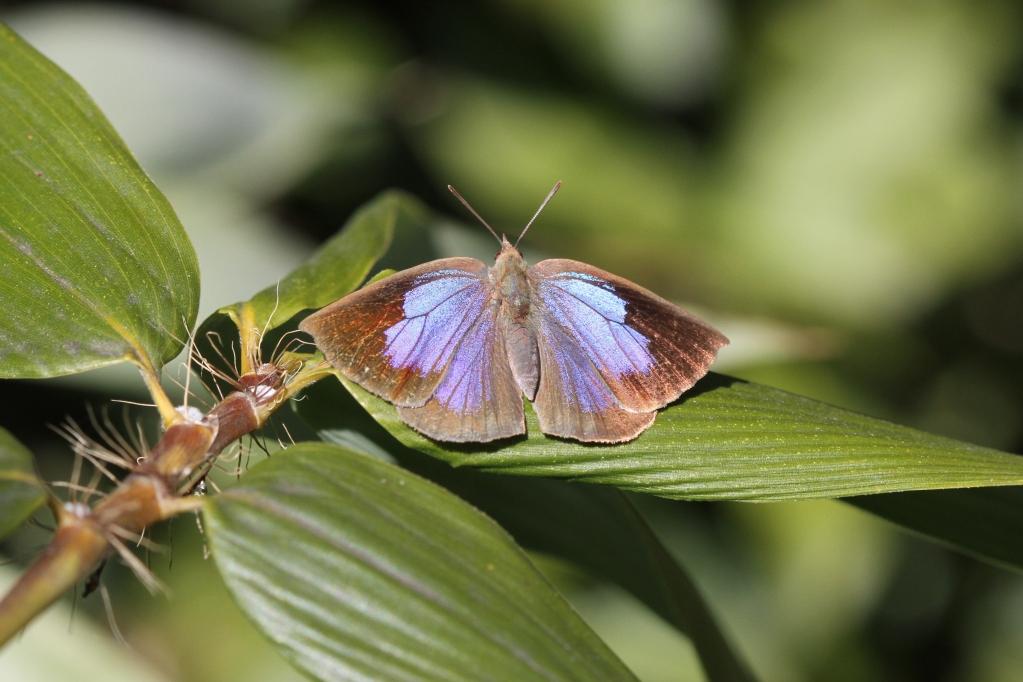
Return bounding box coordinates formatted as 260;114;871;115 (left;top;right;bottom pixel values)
2;1;1023;680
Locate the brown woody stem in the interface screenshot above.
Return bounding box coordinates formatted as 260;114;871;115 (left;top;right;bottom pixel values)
0;358;310;646
0;508;108;641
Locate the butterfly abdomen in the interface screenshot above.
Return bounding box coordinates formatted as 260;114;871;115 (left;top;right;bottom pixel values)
500;314;539;400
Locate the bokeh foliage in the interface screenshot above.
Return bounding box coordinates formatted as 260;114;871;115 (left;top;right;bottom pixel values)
2;2;1023;682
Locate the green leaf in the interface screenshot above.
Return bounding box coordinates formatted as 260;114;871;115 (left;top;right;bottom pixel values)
333;373;1023;501
296;379;758;682
219;190;424;338
0;427;45;540
0;25;199;377
848;488;1023;572
443;486;758;682
203;443;637;682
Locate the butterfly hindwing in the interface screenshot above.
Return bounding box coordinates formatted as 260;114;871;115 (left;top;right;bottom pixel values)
300;257;525;442
532;312;656;442
529;259;728;442
398;305;525;442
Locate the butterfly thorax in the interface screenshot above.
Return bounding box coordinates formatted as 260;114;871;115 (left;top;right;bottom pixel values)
489;239;540;399
490;239;532;320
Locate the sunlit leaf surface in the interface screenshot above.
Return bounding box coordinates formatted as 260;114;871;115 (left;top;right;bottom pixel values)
0;25;198;377
204;443;637;682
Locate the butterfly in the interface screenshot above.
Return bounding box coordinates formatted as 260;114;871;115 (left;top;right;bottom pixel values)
300;182;728;443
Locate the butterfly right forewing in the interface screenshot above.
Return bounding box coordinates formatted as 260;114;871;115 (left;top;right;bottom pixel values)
528;259;728;442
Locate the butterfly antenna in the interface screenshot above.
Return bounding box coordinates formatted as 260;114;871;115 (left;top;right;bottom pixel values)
448;185;502;244
515;180;561;248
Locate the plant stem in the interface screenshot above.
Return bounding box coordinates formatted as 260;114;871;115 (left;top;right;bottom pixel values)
0;359;308;646
236;304;259;376
134;358;182;429
0;510;108;645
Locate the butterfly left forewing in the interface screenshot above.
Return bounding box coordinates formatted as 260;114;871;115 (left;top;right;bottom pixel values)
300;257;492;408
529;259;727;441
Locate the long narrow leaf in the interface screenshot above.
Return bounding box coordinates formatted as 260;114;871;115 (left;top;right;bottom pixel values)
192;191;429;389
332;373;1023;501
848;488;1023;572
220;190;424;335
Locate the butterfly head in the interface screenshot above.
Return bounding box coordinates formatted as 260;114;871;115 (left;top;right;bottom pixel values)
493;235;527;273
498;233;517;254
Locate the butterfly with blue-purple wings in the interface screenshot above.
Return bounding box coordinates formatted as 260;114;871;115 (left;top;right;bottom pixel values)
300;230;728;444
